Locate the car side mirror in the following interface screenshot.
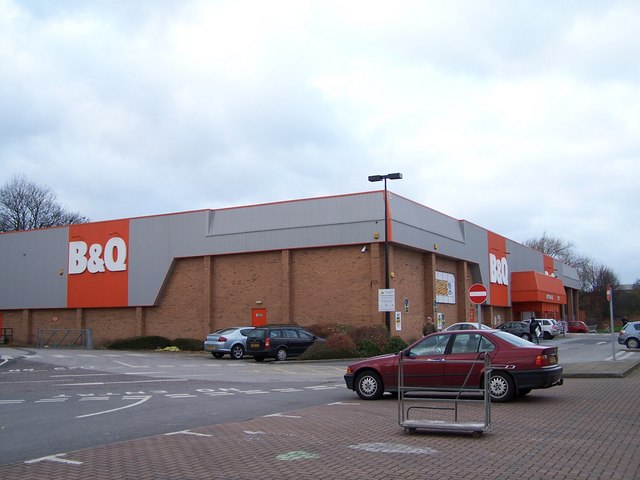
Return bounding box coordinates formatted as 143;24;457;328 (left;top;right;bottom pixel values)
401;348;416;359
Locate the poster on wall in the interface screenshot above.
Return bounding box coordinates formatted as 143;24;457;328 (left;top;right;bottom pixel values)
435;271;456;304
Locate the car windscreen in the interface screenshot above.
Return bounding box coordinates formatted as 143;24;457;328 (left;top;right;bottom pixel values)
493;330;533;346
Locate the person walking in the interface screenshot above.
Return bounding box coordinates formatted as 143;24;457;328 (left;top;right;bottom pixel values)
529;317;540;344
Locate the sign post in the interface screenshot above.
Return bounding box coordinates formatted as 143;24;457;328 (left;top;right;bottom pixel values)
469;283;488;329
607;285;616;361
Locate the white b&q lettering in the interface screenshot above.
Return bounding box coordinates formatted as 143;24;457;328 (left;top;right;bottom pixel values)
489;253;509;286
68;237;127;274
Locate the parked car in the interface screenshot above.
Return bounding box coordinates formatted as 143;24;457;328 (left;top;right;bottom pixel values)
497;321;532;341
618;321;640;349
245;325;322;361
568;321;590;333
344;330;563;403
204;327;254;359
444;322;492;332
524;318;561;339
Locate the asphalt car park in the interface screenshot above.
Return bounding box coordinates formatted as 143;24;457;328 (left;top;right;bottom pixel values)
1;335;640;477
1;344;639;479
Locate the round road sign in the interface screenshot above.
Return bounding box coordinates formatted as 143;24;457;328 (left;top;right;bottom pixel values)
469;283;488;304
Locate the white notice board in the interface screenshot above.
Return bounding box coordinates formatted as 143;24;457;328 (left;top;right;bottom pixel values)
378;289;395;312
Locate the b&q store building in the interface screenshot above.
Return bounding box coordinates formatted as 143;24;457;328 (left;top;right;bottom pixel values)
0;191;581;346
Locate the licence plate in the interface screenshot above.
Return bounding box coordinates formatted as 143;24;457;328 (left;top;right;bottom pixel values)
249;342;260;349
205;345;214;351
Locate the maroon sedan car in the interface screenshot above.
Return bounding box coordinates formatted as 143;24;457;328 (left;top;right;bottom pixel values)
344;330;563;402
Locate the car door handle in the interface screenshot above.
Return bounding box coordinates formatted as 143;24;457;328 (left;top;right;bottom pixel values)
426;358;445;362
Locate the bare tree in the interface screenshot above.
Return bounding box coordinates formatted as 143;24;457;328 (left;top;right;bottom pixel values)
523;231;577;264
0;175;89;232
523;232;596;291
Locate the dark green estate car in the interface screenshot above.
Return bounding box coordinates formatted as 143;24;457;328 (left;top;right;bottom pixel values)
245;325;322;361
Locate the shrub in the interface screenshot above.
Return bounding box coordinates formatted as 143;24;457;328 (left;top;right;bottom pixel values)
353;324;389;348
171;338;203;351
383;336;408;354
299;334;359;360
357;338;383;357
306;323;355;339
106;336;171;350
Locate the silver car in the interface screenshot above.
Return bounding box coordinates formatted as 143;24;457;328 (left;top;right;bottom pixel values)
444;322;492;332
204;326;254;359
618;321;640;349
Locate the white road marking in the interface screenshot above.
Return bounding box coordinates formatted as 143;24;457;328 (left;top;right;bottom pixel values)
348;443;438;455
164;430;212;437
113;360;149;368
605;351;634;361
264;412;301;418
76;395;152;418
25;453;83;465
327;402;360;405
58;378;188;386
0;399;25;404
0;355;13;367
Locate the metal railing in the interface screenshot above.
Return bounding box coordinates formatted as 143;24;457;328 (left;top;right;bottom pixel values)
36;328;93;349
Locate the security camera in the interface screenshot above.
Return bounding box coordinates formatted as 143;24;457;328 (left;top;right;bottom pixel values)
361;246;368;253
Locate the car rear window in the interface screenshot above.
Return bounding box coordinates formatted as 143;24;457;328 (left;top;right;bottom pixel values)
215;328;236;335
494;331;533;346
248;329;266;340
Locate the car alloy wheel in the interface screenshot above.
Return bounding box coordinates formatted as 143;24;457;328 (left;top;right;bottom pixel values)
276;347;288;361
627;338;640;349
230;344;245;359
355;371;383;400
488;372;515;402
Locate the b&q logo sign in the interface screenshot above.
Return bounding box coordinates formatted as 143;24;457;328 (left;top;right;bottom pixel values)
487;231;509;307
67;220;129;308
69;237;127;274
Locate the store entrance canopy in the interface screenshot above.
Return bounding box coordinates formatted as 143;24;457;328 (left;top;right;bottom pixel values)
511;271;567;304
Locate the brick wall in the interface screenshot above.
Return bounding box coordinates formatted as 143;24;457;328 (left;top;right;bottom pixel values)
145;257;205;340
2;245;508;347
291;245;373;327
211;251;283;330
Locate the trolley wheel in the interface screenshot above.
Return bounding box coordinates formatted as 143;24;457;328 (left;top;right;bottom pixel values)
472;431;482;438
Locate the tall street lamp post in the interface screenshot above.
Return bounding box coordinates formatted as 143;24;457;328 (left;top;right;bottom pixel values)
368;173;403;332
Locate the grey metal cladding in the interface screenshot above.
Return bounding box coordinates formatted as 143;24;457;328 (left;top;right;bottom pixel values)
0;227;68;309
506;239;581;289
208;192;382;236
128;211;211;306
129;193;385;305
390;194;489;277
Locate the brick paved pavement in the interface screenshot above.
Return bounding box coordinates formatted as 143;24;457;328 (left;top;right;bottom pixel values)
1;365;639;480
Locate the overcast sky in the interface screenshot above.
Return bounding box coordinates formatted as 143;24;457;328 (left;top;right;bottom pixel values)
1;0;638;283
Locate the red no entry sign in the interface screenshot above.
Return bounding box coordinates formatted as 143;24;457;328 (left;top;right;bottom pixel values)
469;283;488;304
